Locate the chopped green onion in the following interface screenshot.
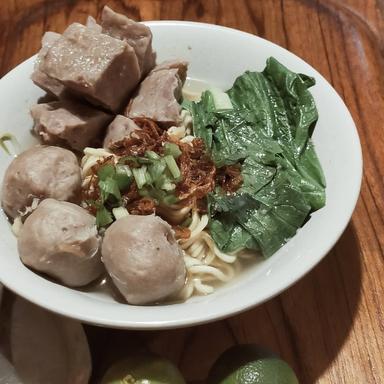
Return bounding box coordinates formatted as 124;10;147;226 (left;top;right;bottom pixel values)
132;166;147;189
138;186;178;206
111;148;184;208
0;133;20;155
115;164;132;190
139;187;163;204
138;157;152;164
164;155;181;179
138;188;151;197
96;206;113;227
161;181;176;191
118;155;139;166
112;206;129;220
118;155;152;166
145;151;160;160
154;174;167;190
97;163;115;181
145;170;153;185
148;161;167;182
99;176;121;203
164;142;182;159
116;164;132;177
162;194;179;205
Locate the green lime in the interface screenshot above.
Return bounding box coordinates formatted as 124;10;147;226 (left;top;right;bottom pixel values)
208;344;299;384
101;353;186;384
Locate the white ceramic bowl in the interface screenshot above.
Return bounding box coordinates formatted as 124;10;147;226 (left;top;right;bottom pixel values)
0;21;362;329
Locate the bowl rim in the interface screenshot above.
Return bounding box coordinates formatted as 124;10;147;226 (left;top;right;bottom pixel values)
0;20;363;329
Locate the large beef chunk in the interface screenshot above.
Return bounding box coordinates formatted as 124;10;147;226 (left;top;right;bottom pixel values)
31;32;66;98
100;6;156;76
86;15;102;33
151;59;188;82
38;23;141;112
31;101;112;151
125;61;188;127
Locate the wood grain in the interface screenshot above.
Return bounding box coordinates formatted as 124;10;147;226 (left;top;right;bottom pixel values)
0;0;383;383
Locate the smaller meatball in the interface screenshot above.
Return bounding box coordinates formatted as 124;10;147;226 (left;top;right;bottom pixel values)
1;146;81;218
125;66;186;127
18;199;103;287
103;115;140;149
102;215;186;305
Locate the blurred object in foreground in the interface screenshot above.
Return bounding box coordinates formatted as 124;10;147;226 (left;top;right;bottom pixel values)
0;293;91;384
0;351;23;384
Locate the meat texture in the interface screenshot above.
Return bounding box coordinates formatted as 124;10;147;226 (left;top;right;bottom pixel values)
86;15;102;33
1;146;81;218
100;6;156;76
31;31;66;98
103;115;140;149
31;101;112;151
18;199;103;287
125;60;188;127
38;23;141;112
101;215;186;305
151;59;188;82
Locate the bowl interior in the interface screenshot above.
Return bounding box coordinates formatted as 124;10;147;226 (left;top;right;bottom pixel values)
0;21;362;329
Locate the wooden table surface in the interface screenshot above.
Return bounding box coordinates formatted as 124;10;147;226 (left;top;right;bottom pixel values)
0;0;383;383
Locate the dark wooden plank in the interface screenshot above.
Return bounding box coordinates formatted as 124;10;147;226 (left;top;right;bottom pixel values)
0;0;383;382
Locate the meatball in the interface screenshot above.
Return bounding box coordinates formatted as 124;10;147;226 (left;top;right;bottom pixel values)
101;215;186;305
18;199;103;287
1;146;81;218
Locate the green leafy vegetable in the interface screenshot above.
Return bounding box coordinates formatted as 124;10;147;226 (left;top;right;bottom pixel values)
209;217;259;253
192;57;326;257
191;91;216;148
